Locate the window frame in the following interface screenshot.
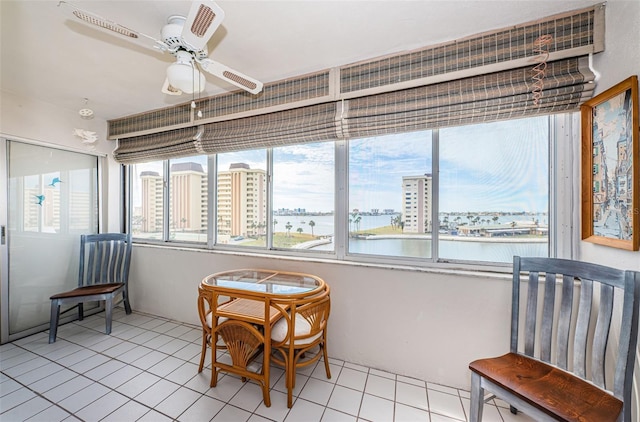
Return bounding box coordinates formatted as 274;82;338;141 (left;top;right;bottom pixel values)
125;114;573;269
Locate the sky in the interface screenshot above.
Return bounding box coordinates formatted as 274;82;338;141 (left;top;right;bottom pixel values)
133;116;549;214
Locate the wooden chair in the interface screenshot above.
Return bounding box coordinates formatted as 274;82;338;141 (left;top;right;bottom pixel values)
209;290;287;407
271;287;331;407
196;285;229;373
469;256;640;422
49;233;132;343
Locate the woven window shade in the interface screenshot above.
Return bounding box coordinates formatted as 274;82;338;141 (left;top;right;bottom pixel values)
340;56;595;138
113;126;200;164
198;102;340;154
111;4;604;164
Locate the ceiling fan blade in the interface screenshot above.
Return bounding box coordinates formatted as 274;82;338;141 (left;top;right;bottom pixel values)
161;78;183;96
58;1;168;53
198;58;263;95
181;0;225;52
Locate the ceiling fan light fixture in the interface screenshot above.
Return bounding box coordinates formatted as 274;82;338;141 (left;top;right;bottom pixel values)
166;62;206;94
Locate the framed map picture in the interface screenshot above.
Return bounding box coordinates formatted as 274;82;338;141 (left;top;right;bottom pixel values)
581;75;639;250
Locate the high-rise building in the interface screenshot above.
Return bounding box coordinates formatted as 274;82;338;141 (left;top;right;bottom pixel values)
217;163;267;237
402;174;432;233
138;162;267;238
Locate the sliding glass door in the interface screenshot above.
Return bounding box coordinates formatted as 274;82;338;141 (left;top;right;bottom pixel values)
1;139;99;343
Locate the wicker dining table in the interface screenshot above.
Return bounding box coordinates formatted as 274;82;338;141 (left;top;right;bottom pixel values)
200;269;327;407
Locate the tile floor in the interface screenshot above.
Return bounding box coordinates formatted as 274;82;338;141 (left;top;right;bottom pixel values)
0;308;534;422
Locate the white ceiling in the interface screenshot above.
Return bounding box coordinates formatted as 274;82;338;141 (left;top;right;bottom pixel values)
1;0;597;121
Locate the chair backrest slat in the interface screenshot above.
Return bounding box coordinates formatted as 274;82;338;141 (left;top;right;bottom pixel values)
79;233;132;287
592;283;614;389
573;278;593;379
524;271;539;356
540;272;557;362
556;274;574;370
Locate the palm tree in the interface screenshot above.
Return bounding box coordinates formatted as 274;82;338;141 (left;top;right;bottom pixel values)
285;221;292;237
309;220;316;236
354;215;362;232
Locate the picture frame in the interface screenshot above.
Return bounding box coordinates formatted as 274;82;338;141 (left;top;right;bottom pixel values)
581;75;639;251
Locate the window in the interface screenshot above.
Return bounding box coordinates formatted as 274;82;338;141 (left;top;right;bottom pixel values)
348;131;433;258
216;150;267;247
169;156;208;243
131;161;164;240
126;115;555;267
272;142;334;251
439;117;549;263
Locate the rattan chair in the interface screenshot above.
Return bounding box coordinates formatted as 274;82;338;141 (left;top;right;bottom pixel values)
196;285;229;373
469;256;640;422
209;291;286;407
271;287;331;407
49;233;132;343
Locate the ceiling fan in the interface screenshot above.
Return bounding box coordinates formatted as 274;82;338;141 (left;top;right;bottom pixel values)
58;0;263;96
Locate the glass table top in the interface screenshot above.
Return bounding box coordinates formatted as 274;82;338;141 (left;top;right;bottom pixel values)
202;269;324;296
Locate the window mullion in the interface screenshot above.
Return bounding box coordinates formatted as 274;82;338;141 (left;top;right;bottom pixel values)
162;160;170;242
335;140;348;260
432;129;440;262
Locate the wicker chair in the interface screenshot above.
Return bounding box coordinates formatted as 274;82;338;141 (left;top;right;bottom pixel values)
196;285;229;373
469;256;640;422
208;291;286;407
271;287;331;407
49;233;132;343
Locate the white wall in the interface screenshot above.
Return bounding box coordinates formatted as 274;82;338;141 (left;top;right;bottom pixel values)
1;0;638;393
579;0;640;271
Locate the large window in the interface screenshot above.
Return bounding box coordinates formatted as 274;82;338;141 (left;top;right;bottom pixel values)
438;118;549;263
127;115;554;266
272;142;335;251
348;131;432;258
216;150;267;247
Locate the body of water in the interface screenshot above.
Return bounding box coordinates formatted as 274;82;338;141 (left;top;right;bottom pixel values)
275;213;548;263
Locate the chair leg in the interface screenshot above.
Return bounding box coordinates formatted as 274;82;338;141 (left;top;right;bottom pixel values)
322;340;331;379
470;372;485;422
510;405;518;414
198;332;207;373
105;297;113;335
123;286;132;314
49;300;60;344
78;303;84;321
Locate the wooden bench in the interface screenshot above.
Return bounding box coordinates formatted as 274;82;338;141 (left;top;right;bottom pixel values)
469;256;640;422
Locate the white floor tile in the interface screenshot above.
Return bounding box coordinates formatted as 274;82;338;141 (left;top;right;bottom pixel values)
284;397;325;422
115;371;161;397
299;377;335;406
57;382;110;413
335;367;367;391
135;378;180;408
320;408;357;422
394;402;430;421
428;389;466;421
74;390;129;421
395;380;428;411
101;399;151;422
27;404;73;422
0;390;39;416
358;393;394;422
29;368;77;394
99;365;144;389
211;403;252;421
364;373;395;401
326;385;363;416
229;381;264;412
155;386;202;419
42;376;93;403
177;394;225;422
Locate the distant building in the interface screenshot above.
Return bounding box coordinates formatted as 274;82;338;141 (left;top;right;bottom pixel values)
217;163;267;237
138;162;267;237
402;174;432;233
